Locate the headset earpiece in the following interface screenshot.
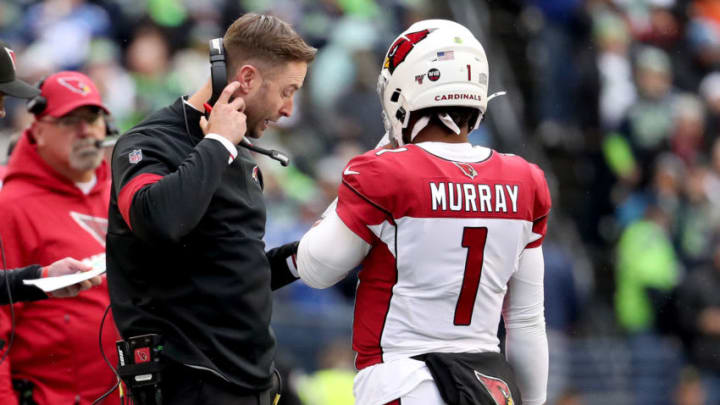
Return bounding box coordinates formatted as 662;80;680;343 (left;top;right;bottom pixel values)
26;76;48;115
208;38;227;107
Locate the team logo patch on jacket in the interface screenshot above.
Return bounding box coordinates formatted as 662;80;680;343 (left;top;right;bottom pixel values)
129;149;142;164
474;370;514;405
70;211;108;247
251;165;263;189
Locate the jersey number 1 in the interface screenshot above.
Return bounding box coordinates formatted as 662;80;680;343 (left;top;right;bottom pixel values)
454;227;488;325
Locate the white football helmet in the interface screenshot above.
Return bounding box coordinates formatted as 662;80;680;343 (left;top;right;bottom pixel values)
377;19;490;146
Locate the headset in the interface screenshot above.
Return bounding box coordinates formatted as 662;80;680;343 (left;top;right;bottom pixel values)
25;77;47;116
207;38;290;166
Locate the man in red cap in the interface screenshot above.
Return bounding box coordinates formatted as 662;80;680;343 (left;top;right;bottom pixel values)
0;41;104;302
0;71;120;405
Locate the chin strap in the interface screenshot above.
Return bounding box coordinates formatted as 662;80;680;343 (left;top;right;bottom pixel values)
409;112;462;143
401;90;509;144
438;112;461;135
410;116;431;142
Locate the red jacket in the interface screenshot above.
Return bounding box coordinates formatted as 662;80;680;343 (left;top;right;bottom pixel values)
0;164;6;190
0;131;120;405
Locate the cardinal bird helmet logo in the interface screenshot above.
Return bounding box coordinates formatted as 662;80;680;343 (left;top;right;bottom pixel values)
383;29;435;74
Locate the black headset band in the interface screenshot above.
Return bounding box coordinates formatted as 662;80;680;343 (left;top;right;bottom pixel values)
208;37;226;107
26;76;48;116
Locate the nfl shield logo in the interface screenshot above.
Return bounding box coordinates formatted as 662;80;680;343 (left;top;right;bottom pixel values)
129;149;142;164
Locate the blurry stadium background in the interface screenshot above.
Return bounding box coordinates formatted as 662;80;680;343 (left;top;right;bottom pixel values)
2;0;720;404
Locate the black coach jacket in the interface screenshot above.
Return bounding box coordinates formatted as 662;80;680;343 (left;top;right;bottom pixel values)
0;265;47;304
106;97;296;392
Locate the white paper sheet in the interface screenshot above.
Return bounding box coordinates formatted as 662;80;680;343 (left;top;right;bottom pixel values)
23;267;105;293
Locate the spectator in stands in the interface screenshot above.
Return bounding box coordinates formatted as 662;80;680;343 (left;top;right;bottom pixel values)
676;164;715;268
673;366;706;405
615;193;681;405
125;23;182;125
616;46;676;188
706;138;720;224
670;94;706;167
297;340;356;405
698;72;720;141
19;0;111;70
615;198;679;334
675;237;720;404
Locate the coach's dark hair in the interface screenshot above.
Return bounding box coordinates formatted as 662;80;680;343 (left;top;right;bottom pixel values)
223;13;317;76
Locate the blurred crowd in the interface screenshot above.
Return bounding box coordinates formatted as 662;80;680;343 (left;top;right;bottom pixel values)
4;0;720;404
503;0;720;404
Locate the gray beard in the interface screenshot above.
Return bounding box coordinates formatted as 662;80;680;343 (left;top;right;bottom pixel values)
69;146;102;172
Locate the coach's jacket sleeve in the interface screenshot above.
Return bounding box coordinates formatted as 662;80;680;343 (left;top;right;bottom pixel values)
112;133;231;243
0;265;46;305
266;241;300;290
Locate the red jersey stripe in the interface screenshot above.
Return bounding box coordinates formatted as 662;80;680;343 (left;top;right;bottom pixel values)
353;242;398;369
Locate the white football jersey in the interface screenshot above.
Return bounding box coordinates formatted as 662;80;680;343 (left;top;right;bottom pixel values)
335;142;551;370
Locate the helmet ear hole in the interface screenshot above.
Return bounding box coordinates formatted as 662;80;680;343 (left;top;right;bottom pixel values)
390;89;401;103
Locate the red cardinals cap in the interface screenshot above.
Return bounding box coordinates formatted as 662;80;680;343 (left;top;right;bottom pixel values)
36;71;109;118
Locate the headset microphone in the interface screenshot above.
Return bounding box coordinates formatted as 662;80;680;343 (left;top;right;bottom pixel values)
207;38;290;167
95;139;117;149
240;139;289;166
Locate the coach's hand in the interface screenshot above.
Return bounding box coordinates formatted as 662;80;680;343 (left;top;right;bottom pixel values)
44;257;103;298
200;81;247;144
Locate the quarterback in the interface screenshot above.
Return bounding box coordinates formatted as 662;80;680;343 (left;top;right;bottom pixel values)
296;20;549;405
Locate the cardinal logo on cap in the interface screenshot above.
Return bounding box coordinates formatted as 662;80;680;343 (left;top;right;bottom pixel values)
58;77;92;96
